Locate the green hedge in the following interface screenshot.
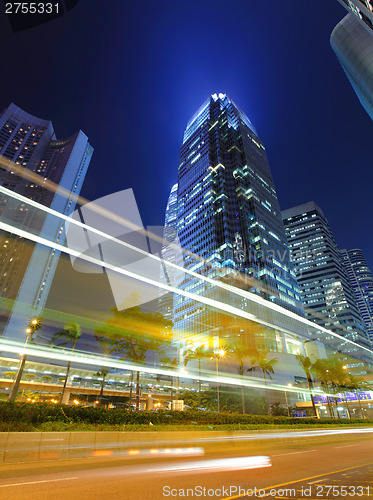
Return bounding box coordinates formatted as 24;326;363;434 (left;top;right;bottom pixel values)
0;402;372;427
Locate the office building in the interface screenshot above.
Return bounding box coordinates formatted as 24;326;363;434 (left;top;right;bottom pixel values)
159;183;179;321
0;103;93;339
336;1;373;30
173;93;303;345
331;11;373;120
282;202;370;348
341;248;373;344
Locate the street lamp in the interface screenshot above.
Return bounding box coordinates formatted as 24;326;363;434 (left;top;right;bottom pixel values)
284;383;292;417
8;316;42;402
215;348;226;413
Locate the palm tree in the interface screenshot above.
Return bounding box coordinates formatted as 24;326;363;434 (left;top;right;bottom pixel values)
228;344;254;414
346;374;370;418
95;307;172;411
295;354;318;418
312;359;336;418
52;322;82;403
9;316;43;402
95;367;109;405
247;349;278;416
184;345;211;408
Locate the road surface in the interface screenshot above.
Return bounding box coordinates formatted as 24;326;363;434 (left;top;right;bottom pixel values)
0;429;372;499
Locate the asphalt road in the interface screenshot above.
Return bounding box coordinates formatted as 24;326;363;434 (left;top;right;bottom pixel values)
0;431;372;499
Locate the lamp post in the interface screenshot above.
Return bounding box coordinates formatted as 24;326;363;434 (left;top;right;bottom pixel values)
215;349;226;413
284;383;292;417
9;317;42;402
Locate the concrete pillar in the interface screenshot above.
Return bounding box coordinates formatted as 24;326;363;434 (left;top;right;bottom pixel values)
146;397;154;410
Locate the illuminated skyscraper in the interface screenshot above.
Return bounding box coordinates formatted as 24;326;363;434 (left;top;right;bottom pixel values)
340;248;373;345
159;183;179;321
173;94;303;344
0;103;93;339
282;202;370;349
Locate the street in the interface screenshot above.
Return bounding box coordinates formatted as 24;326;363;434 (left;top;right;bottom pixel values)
0;429;372;499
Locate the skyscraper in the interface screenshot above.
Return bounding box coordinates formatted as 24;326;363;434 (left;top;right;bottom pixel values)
282;202;370;349
159;183;179;321
0;103;93;339
336;0;373;31
331;12;373;120
173;94;303;345
340;248;373;345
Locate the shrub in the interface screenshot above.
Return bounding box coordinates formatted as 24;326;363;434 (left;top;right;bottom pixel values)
0;401;372;430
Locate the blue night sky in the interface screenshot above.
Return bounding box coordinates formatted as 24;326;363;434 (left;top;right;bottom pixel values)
0;0;372;268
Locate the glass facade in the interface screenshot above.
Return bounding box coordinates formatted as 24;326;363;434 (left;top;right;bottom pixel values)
282;202;371;349
173;94;303;346
337;0;373;31
331;12;373;120
341;249;373;345
0;103;93;339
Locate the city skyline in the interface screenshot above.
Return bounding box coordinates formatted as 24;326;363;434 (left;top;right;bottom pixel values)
0;1;372;275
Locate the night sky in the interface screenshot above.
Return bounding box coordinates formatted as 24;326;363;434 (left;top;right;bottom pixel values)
1;0;372;269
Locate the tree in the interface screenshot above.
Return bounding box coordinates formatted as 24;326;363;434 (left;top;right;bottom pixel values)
271;401;289;416
95;307;173;411
184;345;211;408
312;358;339;418
160;355;179;410
295;354;318;418
346;373;370;418
95;367;109;406
227;344;254;414
9;316;43;402
52;322;82;404
247;349;278;416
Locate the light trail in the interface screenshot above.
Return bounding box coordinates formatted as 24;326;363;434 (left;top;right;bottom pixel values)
0;337;320;395
1;185;373;357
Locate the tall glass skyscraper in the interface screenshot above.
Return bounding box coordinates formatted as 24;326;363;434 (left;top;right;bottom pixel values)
282;202;370;349
331;12;373;121
0;103;93;340
159;183;179;321
341;248;373;345
336;0;373;31
172;94;303;345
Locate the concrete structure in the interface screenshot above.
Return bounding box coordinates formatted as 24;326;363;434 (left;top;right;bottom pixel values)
0;103;93;340
282;202;370;349
341;249;373;345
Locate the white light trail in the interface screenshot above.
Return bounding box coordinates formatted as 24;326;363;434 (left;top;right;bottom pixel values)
1;185;373;356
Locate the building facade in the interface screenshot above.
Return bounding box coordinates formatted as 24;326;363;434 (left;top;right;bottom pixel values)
0;103;93;339
336;0;373;31
173;94;303;346
331;12;373;121
282;202;370;349
159;183;179;322
340;248;373;345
